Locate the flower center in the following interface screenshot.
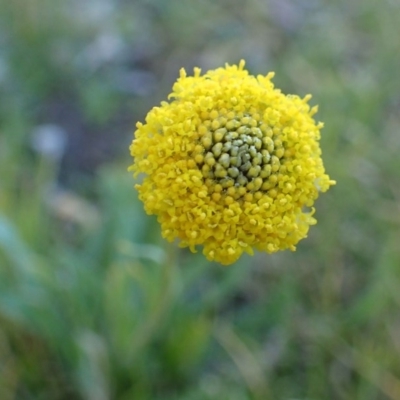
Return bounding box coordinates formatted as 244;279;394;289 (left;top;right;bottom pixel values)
194;113;285;198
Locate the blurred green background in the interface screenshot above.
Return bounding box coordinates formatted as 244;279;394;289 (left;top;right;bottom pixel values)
1;0;400;399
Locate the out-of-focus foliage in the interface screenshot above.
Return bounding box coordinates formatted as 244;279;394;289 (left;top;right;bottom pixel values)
1;0;400;399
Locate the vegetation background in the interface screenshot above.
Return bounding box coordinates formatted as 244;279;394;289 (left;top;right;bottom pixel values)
1;0;400;399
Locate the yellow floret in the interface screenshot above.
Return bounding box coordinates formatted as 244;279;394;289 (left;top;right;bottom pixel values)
129;60;335;265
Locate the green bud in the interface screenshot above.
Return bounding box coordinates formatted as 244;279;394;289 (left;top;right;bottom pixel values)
262;137;274;153
248;165;261;178
202;164;215;178
220;177;234;188
262;181;274;191
237;126;248;135
226;120;240;130
214;163;228;178
205;152;216;166
241;152;251;163
232;139;243;147
222;142;232;153
253;177;263;190
237;174;248;186
261;150;271;164
260;124;273;137
230;146;239;156
202;132;213;149
227;167;239;178
252;154;262;166
213;128;227;142
212;142;223;157
249;146;258;158
240;161;252;172
271;155;280;172
242;135;253;145
230;156;241;167
224;132;233;142
253;137;262;150
260;164;272;178
219;153;230;168
251;127;263;138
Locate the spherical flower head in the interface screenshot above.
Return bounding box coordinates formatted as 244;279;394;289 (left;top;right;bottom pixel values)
129;60;335;265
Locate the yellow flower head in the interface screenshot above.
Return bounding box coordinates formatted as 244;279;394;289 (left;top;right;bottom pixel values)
129;60;335;265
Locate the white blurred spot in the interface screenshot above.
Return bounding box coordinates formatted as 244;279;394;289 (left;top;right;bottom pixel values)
85;32;125;68
31;124;67;160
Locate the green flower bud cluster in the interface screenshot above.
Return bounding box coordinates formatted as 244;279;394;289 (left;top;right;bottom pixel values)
195;114;285;195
